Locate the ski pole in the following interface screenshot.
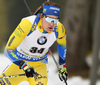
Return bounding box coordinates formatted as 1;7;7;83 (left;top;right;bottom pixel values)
49;49;68;85
23;0;33;15
49;49;59;69
0;74;25;79
0;73;47;80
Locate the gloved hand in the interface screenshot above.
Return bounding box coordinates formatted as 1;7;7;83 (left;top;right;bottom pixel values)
58;64;68;82
19;61;38;78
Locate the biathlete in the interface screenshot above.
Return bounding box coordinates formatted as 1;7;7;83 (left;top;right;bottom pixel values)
0;1;67;85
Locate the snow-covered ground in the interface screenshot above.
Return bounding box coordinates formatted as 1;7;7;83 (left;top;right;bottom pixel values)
0;53;100;85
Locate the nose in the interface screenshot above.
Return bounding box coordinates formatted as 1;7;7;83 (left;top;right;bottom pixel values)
50;21;54;27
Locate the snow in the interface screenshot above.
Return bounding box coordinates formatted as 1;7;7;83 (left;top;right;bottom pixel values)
0;53;100;85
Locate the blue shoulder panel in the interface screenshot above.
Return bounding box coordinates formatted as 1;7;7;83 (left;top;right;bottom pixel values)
27;14;40;36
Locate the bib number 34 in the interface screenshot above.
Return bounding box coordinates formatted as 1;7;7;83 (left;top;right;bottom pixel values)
30;47;45;54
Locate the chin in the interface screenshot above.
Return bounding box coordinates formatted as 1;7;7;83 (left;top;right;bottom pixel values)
48;30;53;32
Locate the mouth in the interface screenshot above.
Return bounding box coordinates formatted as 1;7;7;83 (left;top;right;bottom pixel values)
48;27;53;30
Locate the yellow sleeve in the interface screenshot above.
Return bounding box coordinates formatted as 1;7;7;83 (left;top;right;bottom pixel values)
6;19;32;50
57;22;66;47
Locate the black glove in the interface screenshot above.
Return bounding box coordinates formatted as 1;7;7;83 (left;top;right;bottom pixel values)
19;61;38;78
58;64;68;82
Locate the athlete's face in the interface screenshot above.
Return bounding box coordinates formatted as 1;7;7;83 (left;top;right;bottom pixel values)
41;15;59;32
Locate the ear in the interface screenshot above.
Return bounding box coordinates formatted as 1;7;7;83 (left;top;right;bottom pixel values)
40;13;44;18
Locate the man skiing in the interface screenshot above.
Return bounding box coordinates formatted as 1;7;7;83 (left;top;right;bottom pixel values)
0;1;67;85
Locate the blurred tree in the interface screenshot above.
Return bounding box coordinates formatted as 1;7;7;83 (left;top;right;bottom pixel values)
90;0;100;85
63;0;93;73
0;0;9;52
7;0;30;38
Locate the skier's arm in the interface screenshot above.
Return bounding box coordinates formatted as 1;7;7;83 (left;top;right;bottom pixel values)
4;18;32;65
56;22;67;64
57;22;68;82
4;18;38;78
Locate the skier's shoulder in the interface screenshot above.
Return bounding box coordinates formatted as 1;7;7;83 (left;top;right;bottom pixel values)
57;21;66;33
21;15;37;24
57;21;64;29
